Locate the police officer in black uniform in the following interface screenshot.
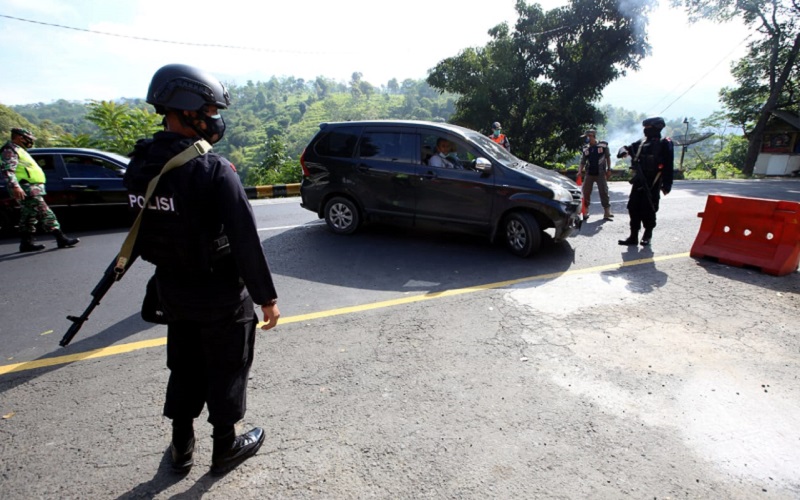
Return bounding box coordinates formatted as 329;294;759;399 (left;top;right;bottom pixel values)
124;64;280;475
616;117;674;246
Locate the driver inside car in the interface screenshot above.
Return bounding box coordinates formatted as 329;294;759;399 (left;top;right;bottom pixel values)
428;138;463;169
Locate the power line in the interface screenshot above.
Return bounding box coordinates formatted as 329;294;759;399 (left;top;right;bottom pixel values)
0;14;341;55
655;33;752;116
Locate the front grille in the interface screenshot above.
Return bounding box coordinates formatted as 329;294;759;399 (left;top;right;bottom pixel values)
569;188;582;205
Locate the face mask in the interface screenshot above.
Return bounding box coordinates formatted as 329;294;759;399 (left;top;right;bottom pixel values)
202;113;226;144
644;127;661;139
184;110;226;144
493;130;501;138
584;137;590;144
21;137;34;149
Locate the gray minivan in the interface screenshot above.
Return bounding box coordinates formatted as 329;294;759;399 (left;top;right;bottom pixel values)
299;120;582;257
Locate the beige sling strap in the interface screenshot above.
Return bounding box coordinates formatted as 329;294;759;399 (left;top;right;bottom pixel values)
114;139;212;274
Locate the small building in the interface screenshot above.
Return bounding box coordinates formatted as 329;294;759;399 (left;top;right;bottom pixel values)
754;110;800;176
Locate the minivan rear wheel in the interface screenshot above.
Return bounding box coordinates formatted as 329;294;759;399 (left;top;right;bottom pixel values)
504;212;541;257
324;197;360;235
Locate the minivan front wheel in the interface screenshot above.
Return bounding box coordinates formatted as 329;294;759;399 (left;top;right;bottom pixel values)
503;212;541;257
324;197;361;235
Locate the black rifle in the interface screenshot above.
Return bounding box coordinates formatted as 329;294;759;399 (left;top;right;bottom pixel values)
629;139;661;214
60;255;135;347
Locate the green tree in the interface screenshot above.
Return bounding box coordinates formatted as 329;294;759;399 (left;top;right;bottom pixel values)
245;134;301;186
427;0;654;165
673;0;800;176
713;134;749;168
55;133;102;148
350;72;364;100
81;100;162;154
1;104;55;146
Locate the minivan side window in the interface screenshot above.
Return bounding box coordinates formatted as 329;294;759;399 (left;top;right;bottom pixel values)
421;133;480;169
63;155;123;178
32;154;57;172
313;126;362;158
358;132;416;163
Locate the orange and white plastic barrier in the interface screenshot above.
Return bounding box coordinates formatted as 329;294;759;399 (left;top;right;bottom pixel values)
690;194;800;276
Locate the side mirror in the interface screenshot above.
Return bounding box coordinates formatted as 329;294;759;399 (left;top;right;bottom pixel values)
474;157;492;174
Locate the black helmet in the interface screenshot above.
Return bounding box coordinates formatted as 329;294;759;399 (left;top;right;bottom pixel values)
146;64;230;114
642;117;665;129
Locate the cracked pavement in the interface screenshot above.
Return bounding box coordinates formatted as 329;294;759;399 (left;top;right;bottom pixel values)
1;252;798;499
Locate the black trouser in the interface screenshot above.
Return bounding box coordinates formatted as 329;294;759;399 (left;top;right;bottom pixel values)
163;312;257;428
627;186;660;233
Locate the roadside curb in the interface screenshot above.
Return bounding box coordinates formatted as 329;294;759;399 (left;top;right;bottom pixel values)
244;183;300;200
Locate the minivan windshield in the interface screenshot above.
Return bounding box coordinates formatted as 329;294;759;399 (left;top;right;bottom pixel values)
466;131;523;166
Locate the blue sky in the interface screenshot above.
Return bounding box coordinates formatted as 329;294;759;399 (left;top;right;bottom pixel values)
0;0;749;121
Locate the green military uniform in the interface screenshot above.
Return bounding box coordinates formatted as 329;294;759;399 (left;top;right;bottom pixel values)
1;128;79;252
1;140;61;233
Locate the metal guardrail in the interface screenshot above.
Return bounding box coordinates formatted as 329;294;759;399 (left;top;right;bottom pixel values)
243;183;301;200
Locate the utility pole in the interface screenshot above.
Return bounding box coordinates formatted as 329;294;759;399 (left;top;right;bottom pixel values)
679;117;689;171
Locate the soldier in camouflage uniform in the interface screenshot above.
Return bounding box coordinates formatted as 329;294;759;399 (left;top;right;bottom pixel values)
1;128;79;252
578;129;613;221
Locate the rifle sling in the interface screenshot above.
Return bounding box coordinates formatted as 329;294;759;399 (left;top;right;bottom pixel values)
114;139;212;275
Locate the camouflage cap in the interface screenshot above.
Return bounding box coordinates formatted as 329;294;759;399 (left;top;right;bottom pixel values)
11;128;36;140
581;129;597;137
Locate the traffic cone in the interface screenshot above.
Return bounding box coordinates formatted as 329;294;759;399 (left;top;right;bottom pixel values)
576;173;587;219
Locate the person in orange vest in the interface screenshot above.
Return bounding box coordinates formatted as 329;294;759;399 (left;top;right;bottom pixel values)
489;122;511;152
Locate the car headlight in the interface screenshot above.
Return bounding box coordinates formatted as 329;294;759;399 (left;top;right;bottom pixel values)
539;179;573;203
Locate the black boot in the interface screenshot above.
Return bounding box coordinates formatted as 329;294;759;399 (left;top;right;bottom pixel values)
170;419;195;473
618;233;638;245
19;233;46;253
641;229;653;246
211;427;265;475
52;229;79;248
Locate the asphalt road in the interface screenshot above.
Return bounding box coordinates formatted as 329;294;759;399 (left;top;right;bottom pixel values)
0;179;798;499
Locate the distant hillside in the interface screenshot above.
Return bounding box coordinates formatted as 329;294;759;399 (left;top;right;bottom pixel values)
9;77;457;165
7;75;733;177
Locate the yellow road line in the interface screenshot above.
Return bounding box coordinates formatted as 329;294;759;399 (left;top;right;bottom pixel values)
0;338;167;375
0;252;690;376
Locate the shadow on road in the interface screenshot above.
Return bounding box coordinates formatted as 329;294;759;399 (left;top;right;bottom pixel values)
114;447;225;500
692;257;800;294
0;313;159;394
575;217;613;238
262;222;578;294
600;245;669;294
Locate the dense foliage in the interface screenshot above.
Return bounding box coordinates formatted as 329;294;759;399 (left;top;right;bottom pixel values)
672;0;800;176
4;0;796;182
5;77;457;185
427;0;656;165
2;88;739;185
